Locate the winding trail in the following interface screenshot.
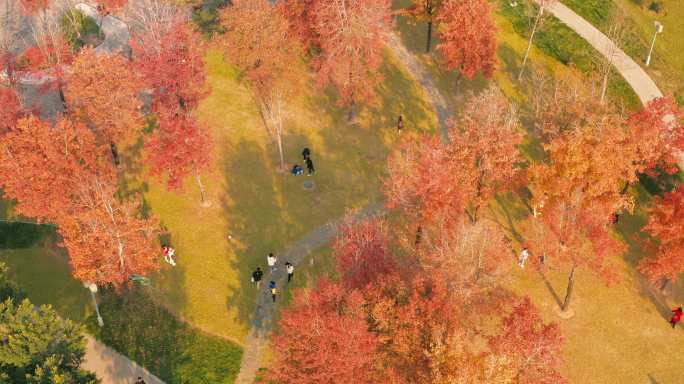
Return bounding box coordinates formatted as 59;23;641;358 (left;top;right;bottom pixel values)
535;0;663;104
387;32;452;142
234;203;386;384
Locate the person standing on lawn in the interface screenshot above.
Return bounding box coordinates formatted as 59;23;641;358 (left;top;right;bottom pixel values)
306;157;315;176
162;245;176;267
302;147;311;160
286;262;294;283
518;247;530;268
252;267;263;289
267;253;277;273
269;281;277;303
670;306;683;328
397;114;404;132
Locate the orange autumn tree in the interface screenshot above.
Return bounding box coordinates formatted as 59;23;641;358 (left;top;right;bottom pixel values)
278;0;318;52
219;0;305;170
310;0;392;114
64;48;143;147
0;86;23;135
451;87;524;218
0;116;160;286
639;186;684;289
436;0;497;82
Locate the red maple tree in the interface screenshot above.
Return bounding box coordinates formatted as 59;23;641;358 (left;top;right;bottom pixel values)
436;0;497;80
627;95;684;175
130;20;206;113
310;0;392;108
490;297;566;384
639;185;684;286
144;109;212;203
277;0;318;51
269;280;383;384
332;219;396;290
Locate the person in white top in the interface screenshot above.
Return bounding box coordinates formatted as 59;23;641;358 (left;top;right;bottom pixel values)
163;245;176;267
518;247;530;268
286;262;294;283
267;253;277;273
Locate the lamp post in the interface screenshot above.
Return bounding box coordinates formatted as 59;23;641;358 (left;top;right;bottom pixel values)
84;282;104;327
646;21;663;66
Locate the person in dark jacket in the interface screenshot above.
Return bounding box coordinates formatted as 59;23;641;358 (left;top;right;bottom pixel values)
269;281;277;303
252;267;263;289
306;157;315;176
302;147;311;160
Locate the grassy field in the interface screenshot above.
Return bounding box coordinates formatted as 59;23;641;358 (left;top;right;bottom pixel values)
562;0;684;101
143;49;438;343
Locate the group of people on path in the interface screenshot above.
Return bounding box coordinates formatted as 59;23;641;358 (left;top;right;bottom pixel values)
252;253;295;303
292;147;315;176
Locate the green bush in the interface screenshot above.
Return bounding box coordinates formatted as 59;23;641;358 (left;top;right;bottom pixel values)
648;1;663;13
60;9;104;50
87;287;242;384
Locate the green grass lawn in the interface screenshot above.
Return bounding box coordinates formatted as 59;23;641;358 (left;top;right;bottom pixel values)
563;0;684;101
143;49;438;343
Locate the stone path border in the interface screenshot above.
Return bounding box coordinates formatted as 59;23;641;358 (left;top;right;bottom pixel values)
234;203;386;384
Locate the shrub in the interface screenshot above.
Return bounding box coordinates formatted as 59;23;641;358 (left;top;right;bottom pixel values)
60;9;104;50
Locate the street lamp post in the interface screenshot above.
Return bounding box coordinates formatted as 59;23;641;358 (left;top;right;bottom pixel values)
84;282;104;327
646;21;663;66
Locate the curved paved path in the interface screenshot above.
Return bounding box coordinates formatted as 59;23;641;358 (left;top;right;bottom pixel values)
535;0;663;104
83;335;165;384
234;203;385;384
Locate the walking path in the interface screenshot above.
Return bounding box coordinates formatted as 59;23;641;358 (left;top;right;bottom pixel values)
535;0;663;104
234;203;386;384
387;32;451;142
82;335;165;384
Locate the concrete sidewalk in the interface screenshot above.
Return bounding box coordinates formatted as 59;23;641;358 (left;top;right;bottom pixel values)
82;335;165;384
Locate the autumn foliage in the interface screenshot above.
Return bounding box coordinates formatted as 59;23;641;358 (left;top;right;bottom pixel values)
65;48;143;145
0;116;160;286
639;186;684;285
436;0;497;79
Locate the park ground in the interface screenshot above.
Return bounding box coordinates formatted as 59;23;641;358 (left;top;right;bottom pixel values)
2;0;684;383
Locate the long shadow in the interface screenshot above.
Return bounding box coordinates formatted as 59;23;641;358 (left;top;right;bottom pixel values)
222;139;284;331
90;286;241;383
539;270;563;308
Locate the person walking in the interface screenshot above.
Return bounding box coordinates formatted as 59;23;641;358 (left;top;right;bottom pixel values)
251;267;263;289
302;147;311;160
267;253;277;273
135;377;146;384
670;306;683;328
306;157;315;176
397;114;404;132
162;245;176;267
269;281;277;303
518;247;530;268
286;262;294;283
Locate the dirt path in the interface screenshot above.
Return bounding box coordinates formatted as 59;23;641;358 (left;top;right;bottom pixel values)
82;335;165;384
234;203;385;384
387;32;451;142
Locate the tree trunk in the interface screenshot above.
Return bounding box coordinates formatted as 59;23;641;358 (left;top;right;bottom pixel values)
425;0;433;53
561;265;576;311
414;225;423;246
518;5;544;80
194;166;207;205
600;70;610;104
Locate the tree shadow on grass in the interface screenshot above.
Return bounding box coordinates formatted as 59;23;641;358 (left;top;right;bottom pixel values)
90;286;242;383
221;139;284;331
